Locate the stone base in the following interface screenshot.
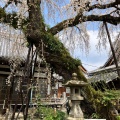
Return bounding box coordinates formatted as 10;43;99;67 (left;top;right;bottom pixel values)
69;101;83;118
67;117;84;120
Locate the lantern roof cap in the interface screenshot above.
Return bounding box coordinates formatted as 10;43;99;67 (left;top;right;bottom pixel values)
64;73;88;87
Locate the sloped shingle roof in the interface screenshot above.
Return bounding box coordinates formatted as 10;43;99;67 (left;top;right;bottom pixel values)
88;63;120;83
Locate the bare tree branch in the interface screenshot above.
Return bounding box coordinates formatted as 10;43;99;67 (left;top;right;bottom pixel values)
48;0;120;35
3;0;22;9
49;14;120;35
88;1;120;12
0;7;28;29
114;5;120;10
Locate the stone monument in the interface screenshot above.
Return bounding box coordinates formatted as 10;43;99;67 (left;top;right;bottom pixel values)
64;73;88;120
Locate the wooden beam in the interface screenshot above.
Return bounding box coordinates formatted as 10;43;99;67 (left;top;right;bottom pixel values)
0;65;10;68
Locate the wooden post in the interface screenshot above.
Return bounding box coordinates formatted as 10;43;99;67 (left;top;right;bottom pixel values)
23;43;33;120
104;22;120;77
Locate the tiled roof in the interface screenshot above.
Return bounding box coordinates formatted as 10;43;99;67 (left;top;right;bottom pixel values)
88;63;120;83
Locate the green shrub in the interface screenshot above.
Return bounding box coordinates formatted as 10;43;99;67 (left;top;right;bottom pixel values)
116;116;120;120
91;113;100;119
36;106;65;120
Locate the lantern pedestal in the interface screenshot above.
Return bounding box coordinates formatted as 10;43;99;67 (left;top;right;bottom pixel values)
69;100;84;119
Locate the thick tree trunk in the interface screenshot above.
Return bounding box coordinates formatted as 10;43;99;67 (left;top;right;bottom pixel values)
26;0;45;44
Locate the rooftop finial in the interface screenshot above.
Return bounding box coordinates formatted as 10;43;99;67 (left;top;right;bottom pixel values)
72;73;77;80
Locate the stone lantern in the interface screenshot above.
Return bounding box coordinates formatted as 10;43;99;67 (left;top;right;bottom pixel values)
64;73;88;120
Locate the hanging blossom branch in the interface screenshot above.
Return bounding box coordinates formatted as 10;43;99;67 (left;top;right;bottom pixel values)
6;58;21;85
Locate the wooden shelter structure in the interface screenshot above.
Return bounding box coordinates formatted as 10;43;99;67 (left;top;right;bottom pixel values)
88;36;120;90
